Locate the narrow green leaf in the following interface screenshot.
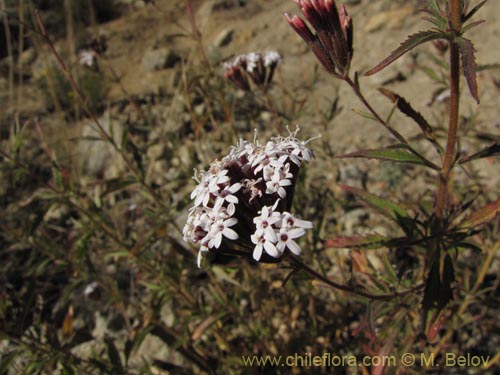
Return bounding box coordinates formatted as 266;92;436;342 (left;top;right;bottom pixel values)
417;65;445;84
101;177;137;197
422;1;447;29
455;241;483;253
381;252;398;283
460;197;500;228
339;184;409;222
365;30;443;76
0;352;19;374
335;144;438;170
378;88;435;140
352;108;377;122
459;143;500;164
476;132;500;142
461;19;485;34
457;37;479;103
476;63;500;72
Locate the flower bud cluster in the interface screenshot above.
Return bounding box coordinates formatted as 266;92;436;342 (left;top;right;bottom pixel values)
183;129;315;267
222;51;282;92
285;0;353;78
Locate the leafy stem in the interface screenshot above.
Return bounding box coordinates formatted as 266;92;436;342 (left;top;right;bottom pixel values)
435;2;462;219
343;75;436;166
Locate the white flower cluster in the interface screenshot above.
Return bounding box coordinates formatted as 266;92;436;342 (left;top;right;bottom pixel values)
78;50;97;68
183;129;315;267
222;51;282;72
251;201;313;261
222;51;282;92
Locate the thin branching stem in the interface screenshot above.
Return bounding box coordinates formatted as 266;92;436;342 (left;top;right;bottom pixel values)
289;254;422;301
33;10;184;237
344;75;436;167
344;75;408;145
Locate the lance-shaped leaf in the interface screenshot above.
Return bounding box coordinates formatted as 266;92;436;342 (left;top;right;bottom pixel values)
379;88;435;140
462;0;488;23
458;37;480;103
460;196;500;229
340;184;409;222
335;144;439;170
324;234;390;250
425;254;454;306
477;132;500;143
365;30;443;76
459;143;500;164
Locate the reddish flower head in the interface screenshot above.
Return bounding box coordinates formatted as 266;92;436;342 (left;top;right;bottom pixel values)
285;0;353;78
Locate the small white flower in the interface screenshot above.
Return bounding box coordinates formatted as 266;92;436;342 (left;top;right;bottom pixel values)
215;182;242;206
265;169;292;198
245;52;260;72
280;212;313;231
251;232;279;260
191;171;212;208
79;50;97;67
206;217;239;249
253;205;281;239
208;169;230;194
276;227;306;255
263;51;282;67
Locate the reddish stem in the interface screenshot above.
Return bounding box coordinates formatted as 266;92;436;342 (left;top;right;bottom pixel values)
435;1;462;219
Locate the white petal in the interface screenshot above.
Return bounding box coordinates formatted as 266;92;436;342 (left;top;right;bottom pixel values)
226;195;238;204
264;240;279;257
225;218;238;227
276;241;286;253
288;228;306;239
253;245;263;261
287;240;302;255
223;227;239;240
278;187;286;199
229;183;242;193
197;250;203;268
264;227;278;243
295;219;313;229
226;203;236;216
214;232;222;248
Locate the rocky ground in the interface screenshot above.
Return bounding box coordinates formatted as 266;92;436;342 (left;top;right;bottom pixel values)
2;0;499;186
